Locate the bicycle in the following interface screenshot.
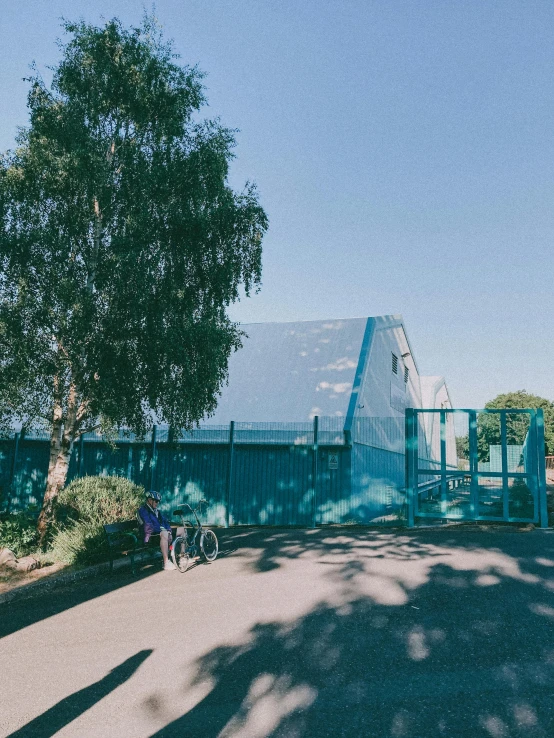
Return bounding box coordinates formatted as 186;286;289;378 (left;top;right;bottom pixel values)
170;499;218;572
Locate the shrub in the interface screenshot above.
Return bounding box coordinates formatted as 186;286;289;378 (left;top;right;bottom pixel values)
0;512;39;558
50;476;145;566
49;520;108;566
55;476;145;526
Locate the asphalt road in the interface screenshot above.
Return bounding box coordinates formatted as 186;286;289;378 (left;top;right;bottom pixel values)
2;526;554;737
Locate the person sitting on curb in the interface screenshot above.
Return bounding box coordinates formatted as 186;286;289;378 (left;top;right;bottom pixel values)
137;491;175;571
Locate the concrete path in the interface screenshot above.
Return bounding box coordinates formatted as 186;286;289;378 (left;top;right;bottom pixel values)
2;527;554;737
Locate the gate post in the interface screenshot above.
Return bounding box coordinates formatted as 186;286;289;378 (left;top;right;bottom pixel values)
440;410;447;514
226;421;235;528
500;411;510;521
537;409;548;529
405;409;416;527
312;415;319;528
468;411;478;517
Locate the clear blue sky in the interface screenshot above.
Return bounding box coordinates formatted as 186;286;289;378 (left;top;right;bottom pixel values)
1;1;552;409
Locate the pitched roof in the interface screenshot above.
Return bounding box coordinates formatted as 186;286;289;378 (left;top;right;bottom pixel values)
207;318;369;423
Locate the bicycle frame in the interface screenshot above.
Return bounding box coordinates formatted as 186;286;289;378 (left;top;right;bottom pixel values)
171;499;218;571
174;501;207;553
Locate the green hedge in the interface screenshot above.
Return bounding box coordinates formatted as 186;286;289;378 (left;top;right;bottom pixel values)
51;476;145;565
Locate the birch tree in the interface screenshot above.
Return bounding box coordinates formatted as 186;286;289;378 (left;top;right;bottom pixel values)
0;16;267;543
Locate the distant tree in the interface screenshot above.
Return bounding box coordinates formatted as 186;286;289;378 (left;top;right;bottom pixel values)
455;434;469;460
477;391;554;461
0;16;268;543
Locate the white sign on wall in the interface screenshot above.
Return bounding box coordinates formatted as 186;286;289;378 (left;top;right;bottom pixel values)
328;453;339;470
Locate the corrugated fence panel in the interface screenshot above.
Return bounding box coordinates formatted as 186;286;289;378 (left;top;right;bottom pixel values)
0;419;411;526
234;422;313;446
316;447;351;524
11;440;51;512
231;445;313;526
155;444;229;527
349;443;405;523
129;444;153;489
0;439;16;510
78;442;135;480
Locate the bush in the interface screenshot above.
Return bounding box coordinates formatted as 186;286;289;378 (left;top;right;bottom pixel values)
55;476;145;526
0;512;39;558
50;476;145;566
50;520;108;566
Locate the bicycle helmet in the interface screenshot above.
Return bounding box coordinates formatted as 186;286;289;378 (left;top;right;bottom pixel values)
146;490;162;502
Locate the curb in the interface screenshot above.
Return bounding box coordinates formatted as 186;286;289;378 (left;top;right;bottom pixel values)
0;552;159;606
0;562;108;605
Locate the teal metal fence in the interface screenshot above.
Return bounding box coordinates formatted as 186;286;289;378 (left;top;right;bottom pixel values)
405;408;548;527
0;416;416;526
0;417;359;525
7;410;542;527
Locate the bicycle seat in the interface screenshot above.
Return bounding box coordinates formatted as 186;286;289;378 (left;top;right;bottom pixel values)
172;509;186;517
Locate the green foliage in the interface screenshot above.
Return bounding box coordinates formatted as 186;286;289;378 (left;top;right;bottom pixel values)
49;520;107;566
0;512;39;558
477;391;554;460
50;475;144;565
456;435;469;460
55;475;144;526
0;13;268;440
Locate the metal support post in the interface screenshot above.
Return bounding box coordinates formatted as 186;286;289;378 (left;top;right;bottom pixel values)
5;431;20;513
405;409;416;527
127;442;134;480
440;410;447;514
537;409;548;528
500;412;509;520
469;411;478;517
226;421;235;528
149;425;157;491
312;415;319;528
78;434;85;477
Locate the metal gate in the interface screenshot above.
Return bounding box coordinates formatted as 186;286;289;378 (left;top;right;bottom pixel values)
405;408;548;528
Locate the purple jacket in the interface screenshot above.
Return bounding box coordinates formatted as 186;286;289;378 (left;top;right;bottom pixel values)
137;504;171;543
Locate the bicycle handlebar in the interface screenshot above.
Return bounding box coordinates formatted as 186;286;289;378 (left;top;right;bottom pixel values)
180;499;209;513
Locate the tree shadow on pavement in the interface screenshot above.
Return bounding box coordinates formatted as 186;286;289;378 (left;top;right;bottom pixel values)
0;562;160;640
0;532;240;640
149;531;554;737
221;525;553;575
222;527;445;574
7;649;153;738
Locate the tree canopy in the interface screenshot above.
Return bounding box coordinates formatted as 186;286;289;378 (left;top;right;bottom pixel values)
0;15;268;538
478;390;554;458
455;391;554;462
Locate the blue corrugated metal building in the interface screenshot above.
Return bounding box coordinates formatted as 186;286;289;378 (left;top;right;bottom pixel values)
189;314;454;525
1;315;454;525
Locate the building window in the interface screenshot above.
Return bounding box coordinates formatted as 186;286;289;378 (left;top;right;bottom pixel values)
404;366;409;384
392;353;398;375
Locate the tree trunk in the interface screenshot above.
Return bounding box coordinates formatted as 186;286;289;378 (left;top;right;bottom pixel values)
37;448;71;547
37;381;78;547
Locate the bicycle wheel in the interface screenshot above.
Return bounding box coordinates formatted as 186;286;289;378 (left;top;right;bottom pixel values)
171;537;190;573
200;529;218;562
